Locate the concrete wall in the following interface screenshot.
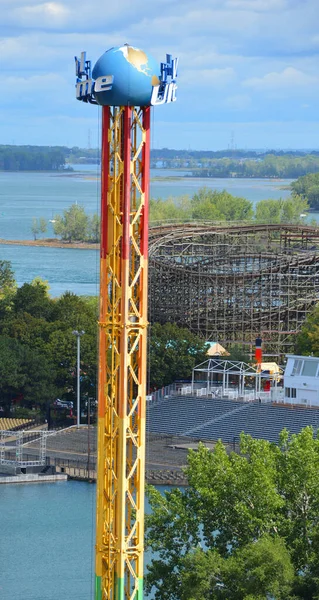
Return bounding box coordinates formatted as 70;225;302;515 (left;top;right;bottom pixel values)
0;473;67;484
0;464;20;475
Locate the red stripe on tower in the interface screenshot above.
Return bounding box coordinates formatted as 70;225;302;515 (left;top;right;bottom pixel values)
100;106;110;260
141;106;151;258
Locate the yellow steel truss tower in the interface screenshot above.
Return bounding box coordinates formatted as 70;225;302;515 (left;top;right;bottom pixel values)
95;105;150;600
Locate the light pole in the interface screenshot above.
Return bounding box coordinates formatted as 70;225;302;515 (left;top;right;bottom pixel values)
72;330;85;428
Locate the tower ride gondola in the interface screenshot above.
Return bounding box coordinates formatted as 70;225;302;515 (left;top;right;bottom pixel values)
75;45;178;600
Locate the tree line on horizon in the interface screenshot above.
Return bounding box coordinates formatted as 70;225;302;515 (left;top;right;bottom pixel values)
188;154;319;179
1;144;319;177
0;145;66;171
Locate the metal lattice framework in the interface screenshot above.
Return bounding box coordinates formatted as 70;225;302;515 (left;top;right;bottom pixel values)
96;105;150;600
0;430;48;467
148;222;319;359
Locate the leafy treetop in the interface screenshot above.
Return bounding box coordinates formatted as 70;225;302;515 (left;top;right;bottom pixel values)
146;428;319;599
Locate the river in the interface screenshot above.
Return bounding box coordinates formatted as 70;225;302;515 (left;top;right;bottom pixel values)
0;166;305;297
0;480;160;600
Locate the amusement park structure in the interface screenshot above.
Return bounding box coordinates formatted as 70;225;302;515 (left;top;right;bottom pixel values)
76;45;177;599
148;222;319;360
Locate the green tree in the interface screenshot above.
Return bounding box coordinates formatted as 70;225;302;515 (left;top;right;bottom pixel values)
13;279;54;320
0;337;27;416
39;217;47;237
88;213;100;242
146;429;319;599
296;304;319;356
0;336;57;416
191;188;253;222
227;343;250;363
255;196;309;224
0;311;53;355
150;196;192;223
281;195;309;223
31;217;47;239
0;270;99;419
48;293;98;402
0;260;16;315
179;537;294;600
307;185;319;210
291;173;319;211
53;203;89;242
149;322;208;388
255;199;281;223
31;217;40;240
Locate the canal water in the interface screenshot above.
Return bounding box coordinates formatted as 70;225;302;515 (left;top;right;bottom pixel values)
0;480;158;600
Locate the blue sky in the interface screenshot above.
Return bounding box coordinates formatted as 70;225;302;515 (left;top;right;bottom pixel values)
1;0;318;150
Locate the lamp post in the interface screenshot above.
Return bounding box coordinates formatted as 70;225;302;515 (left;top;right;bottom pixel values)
72;330;85;428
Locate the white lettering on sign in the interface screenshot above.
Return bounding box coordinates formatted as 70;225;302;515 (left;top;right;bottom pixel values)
94;75;114;93
76;78;94;100
150;82;177;106
151;55;178;106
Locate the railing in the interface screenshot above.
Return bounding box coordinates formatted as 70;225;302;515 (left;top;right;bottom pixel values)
148;382;284;404
147;383;182;404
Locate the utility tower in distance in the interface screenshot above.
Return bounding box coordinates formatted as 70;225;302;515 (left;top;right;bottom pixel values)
75;45;178;600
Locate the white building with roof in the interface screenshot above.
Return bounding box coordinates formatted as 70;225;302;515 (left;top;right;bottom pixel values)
284;355;319;406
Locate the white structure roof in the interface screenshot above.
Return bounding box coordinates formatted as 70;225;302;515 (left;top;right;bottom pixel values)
193;358;283;379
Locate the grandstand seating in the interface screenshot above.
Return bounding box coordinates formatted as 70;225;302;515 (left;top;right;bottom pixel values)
0;418;32;431
146;396;319;443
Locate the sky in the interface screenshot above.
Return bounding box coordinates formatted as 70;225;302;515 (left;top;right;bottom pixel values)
0;0;319;150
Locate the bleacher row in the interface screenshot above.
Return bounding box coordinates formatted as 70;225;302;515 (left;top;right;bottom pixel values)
0;418;32;431
146;396;319;444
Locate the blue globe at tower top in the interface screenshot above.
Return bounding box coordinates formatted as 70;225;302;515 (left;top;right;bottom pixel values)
92;45;161;107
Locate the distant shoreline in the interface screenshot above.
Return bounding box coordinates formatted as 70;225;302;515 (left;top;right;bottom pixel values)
0;238;98;250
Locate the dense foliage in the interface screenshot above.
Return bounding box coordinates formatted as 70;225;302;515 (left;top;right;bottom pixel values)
151;148;319;161
189;154;319;179
0;145;66;171
2;144;319;178
296;303;319;356
0;267;207;418
146;429;319;599
151;152;319;178
292;173;319;211
149;188;309;225
0;275;99;420
47;191;310;244
53;204;100;242
149;323;208;388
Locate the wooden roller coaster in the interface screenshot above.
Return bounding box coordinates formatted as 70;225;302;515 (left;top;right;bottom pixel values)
148;222;319;360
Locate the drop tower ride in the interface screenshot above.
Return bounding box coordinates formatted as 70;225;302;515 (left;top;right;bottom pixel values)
75;45;178;600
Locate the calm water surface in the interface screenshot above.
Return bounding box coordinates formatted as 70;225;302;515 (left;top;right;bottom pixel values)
0;167;292;241
0;481;95;600
0;166;312;296
0;480;159;600
0;244;99;297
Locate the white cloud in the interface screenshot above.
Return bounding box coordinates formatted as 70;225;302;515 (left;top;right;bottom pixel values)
13;2;70;26
226;0;286;11
0;0;319;148
243;67;319;89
